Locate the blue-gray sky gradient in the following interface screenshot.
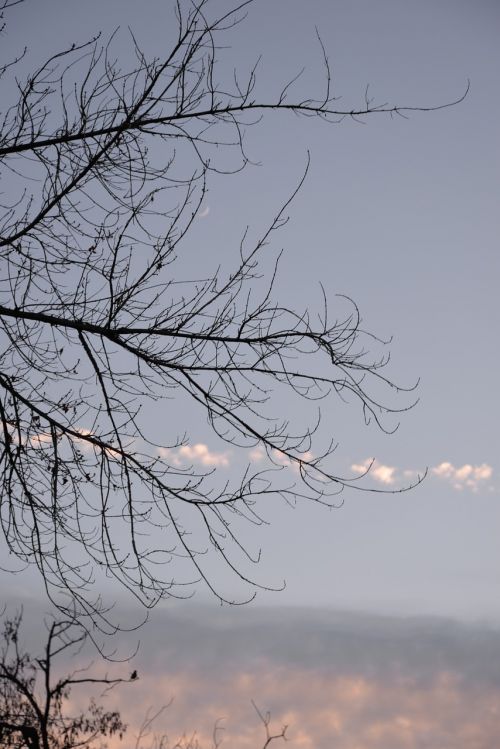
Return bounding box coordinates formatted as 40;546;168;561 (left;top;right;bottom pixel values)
1;0;499;744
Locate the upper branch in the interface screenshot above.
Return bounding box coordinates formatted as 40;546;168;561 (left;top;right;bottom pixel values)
0;0;447;625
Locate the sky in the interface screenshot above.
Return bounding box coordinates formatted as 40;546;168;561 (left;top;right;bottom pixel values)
1;0;500;746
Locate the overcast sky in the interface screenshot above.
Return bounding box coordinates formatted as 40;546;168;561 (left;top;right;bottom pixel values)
2;0;500;746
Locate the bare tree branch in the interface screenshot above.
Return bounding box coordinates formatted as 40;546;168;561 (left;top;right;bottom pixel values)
0;0;459;627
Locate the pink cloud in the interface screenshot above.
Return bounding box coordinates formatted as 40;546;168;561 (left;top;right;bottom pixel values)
432;461;493;491
159;443;230;468
351;458;494;492
22;604;500;749
351;459;396;485
98;664;500;749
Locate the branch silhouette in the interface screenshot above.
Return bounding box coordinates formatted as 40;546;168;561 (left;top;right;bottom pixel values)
0;0;452;627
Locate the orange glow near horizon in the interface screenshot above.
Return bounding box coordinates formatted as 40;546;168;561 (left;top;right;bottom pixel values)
83;663;500;749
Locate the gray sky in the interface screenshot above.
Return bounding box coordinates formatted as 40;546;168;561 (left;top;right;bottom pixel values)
1;0;500;744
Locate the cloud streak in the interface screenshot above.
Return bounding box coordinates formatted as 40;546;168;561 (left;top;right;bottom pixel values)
351;458;494;492
351;459;396;485
432;461;493;491
159;442;230;468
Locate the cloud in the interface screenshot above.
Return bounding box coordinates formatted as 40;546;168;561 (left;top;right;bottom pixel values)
27;431;53;448
248;447;315;475
64;605;500;749
249;447;265;462
179;443;230;467
371;463;396;485
351;459;396;485
6;426;126;457
432;461;493;491
351;458;494;492
159;443;230;468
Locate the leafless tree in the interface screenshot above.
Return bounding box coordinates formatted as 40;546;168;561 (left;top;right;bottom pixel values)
0;610;129;749
0;0;466;626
